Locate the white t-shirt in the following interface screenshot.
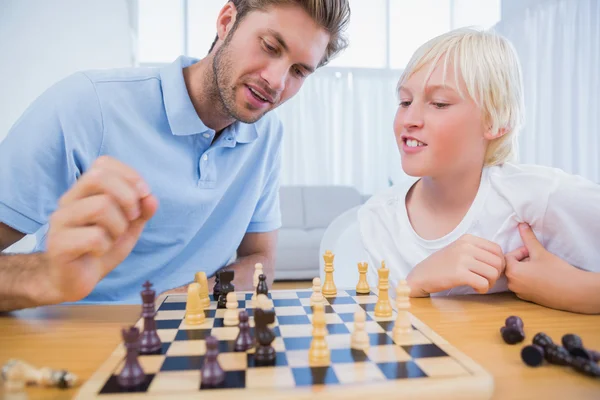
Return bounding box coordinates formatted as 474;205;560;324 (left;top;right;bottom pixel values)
357;163;600;296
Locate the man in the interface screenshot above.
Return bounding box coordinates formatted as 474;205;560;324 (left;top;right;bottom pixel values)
0;0;350;311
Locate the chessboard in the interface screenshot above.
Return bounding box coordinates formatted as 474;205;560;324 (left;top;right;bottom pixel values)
75;288;493;399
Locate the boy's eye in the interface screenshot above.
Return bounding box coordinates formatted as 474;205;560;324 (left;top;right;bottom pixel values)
432;102;450;109
399;101;411;108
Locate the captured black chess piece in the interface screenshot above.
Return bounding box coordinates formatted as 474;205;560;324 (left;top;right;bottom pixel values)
531;332;571;366
570;356;600;378
257;274;269;297
254;308;276;366
500;316;525;344
217;270;235;308
201;336;225;388
562;333;598;362
234;310;254;352
521;344;545;367
139;281;162;354
117;326;146;388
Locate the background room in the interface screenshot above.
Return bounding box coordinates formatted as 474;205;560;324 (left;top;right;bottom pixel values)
1;0;598;283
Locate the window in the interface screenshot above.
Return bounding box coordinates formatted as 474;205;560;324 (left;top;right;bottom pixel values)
137;0;501;69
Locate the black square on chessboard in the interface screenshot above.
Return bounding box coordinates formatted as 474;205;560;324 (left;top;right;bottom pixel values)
156;319;182;330
326;296;357;305
344;290;376;296
330;348;370;364
303;305;335;315
369;333;395;346
338;312;373;323
213;318;225;328
377;320;416;332
292;366;340;386
201;370;246;390
247;352;288;368
157;302;186;311
272;298;302;307
377;361;427;379
402;344;447;358
277;315;311;325
161;356;204;371
245;293;273;300
99;374;155;394
359;303;377;312
175;329;212;341
283;337;312;351
327;323;350;335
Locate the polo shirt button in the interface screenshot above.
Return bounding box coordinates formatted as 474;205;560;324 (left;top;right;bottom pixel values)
203;133;210;138
203;154;208;161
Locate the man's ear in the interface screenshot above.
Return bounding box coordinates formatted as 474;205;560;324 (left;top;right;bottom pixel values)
215;2;238;43
484;126;507;141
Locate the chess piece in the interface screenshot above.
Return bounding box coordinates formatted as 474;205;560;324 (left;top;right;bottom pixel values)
562;333;599;362
251;263;264;302
140;281;162;354
234;311;254;352
356;262;370;294
117;326;146;388
570;356;600;378
213;272;221;299
185;283;206;325
309;302;330;366
544;344;573;366
521;344;545;367
0;359;78;390
217;270;235;308
392;280;412;341
310;277;324;306
195;272;211;309
500;316;525;344
224;292;239;326
254;308;276;366
350;309;369;351
255;293;273;310
256;274;269;297
321;250;337;296
200;336;225;388
532;332;553;349
374;261;393;318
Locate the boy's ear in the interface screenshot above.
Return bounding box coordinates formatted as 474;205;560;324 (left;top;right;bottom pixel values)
216;2;238;44
484;127;507;141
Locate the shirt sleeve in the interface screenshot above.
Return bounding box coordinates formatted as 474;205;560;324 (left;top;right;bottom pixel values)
0;72;104;234
541;171;600;273
246;122;283;233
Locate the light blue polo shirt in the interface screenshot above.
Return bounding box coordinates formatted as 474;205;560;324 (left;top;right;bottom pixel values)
0;56;283;304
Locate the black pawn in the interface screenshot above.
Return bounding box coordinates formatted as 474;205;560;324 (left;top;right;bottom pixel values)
201;336;225;388
532;332;553;349
500;316;525;344
217;270;235;308
521;344;545;367
234;311;254;352
570;356;600;378
562;333;593;361
544;344;572;366
257;274;269;296
117;326;146;388
213;273;221;299
254;308;276;366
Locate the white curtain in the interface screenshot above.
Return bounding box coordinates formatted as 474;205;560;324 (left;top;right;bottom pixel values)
276;68;404;195
496;0;600;182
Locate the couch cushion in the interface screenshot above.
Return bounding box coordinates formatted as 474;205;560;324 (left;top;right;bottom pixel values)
303;186;362;229
279;186;304;228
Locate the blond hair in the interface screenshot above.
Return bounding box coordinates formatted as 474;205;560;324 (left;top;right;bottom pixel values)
210;0;350;68
398;27;525;166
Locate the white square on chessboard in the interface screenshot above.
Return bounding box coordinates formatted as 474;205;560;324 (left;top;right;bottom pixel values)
163;295;186;303
387;329;432;346
156;310;185;320
353;295;379;304
326;334;352;349
285;349;311;368
179;318;214;330
367;311;397;322
367;345;412;363
332;363;387;384
115;354;165;374
214;309;227;318
157;329;178;343
331;304;364;314
330;290;351;297
148;371;199;394
270;291;300;299
211;327;240;341
308;313;343;325
278;324;313;338
414;357;470;377
299;297;330;307
246;367;296;389
273;306;306;316
166;340;206;356
344;320;385;334
218;352;247;371
236;291;247;300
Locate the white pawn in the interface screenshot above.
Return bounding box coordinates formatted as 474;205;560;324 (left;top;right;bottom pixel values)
251;263;264;303
224;292;239;326
392;280;412;341
351;309;369;351
310;277;324;306
255;293;273;310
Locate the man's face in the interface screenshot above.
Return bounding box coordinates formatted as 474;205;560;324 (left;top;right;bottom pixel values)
213;5;330;123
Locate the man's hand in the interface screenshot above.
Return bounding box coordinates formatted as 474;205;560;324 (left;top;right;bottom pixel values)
44;156;159;303
406;234;505;297
504;223;598;313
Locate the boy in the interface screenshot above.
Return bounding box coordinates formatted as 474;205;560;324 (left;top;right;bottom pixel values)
358;28;600;314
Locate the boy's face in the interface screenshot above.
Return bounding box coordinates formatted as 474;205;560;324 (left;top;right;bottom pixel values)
394;60;488;178
213;5;330;123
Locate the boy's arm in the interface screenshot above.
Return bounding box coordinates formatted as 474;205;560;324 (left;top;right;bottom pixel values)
505;224;600;314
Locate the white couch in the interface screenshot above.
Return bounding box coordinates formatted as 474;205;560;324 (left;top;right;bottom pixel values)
274;186;366;280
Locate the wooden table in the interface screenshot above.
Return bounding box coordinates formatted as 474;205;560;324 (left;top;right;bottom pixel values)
1;291;599;399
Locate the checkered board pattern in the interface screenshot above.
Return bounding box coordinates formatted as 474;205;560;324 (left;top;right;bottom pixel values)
75;289;493;399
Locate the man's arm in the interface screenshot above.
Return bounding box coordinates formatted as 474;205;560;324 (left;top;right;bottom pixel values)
162;230;278;295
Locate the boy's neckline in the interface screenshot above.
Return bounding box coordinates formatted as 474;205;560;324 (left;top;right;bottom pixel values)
401;167;492;248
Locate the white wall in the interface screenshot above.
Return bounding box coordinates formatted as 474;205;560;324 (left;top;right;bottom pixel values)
0;0;135;252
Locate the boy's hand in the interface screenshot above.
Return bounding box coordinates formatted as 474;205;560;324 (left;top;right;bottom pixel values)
505;223;581;307
406;234;505;296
